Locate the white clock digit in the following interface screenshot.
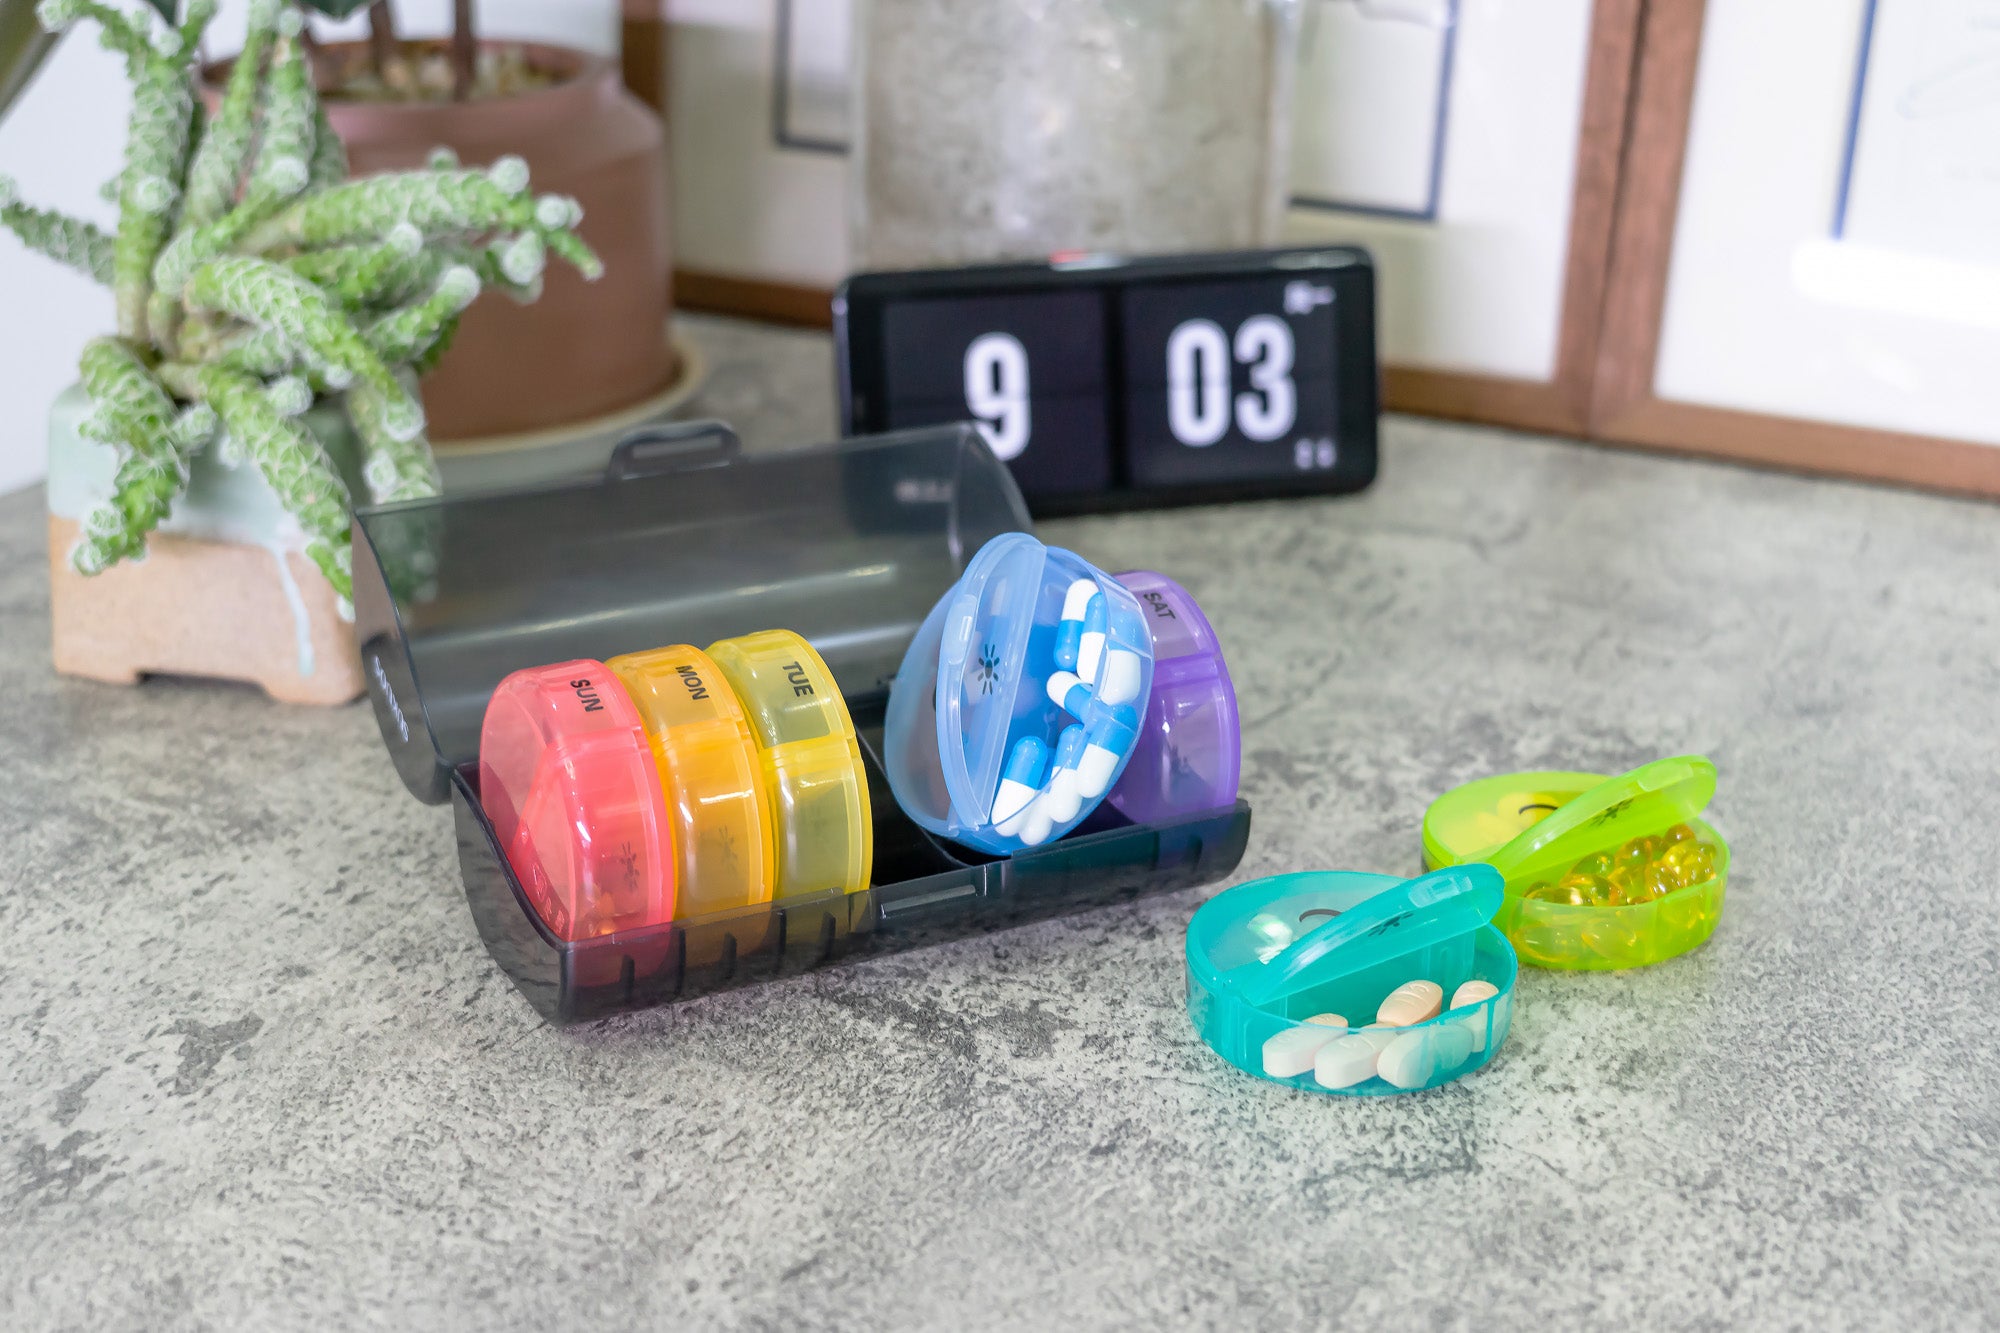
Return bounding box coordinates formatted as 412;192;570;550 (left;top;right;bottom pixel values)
1166;319;1231;448
1166;314;1300;448
1233;315;1296;442
963;332;1032;461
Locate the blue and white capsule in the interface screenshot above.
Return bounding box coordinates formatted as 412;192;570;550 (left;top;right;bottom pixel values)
1037;723;1091;825
1076;704;1141;800
1047;670;1093;717
1095;647;1144;706
991;734;1049;833
1076;592;1108;684
1052;578;1098;671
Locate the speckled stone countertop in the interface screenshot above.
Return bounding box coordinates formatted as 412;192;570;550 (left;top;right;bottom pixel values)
4;315;1998;1329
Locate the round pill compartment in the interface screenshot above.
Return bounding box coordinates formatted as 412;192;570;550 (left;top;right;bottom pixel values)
1106;570;1239;824
478;661;675;942
883;532;1156;855
606;644;775;918
705;629;873;899
1185;866;1517;1097
1422;755;1730;971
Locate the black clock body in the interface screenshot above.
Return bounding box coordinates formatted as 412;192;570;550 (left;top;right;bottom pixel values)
835;247;1378;515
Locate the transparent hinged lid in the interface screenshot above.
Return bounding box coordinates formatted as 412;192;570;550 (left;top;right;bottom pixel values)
1195;865;1505;1010
1484;756;1717;892
351;421;1032;804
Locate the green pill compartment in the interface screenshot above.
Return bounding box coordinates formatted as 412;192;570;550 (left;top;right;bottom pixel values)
1423;756;1730;971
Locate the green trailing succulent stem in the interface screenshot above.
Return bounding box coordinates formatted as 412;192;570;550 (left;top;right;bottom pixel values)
245;163;603;282
180;0;278;228
4;0;599;611
113;57;196;339
218;261;479;391
0;177;115;283
159;360;356;596
69;336;206;573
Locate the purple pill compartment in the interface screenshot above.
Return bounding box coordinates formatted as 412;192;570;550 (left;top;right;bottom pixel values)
1108;571;1241;825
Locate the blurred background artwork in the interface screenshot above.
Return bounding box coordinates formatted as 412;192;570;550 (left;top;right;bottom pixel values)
6;0;2000;499
667;0;1600;395
1596;0;2000;493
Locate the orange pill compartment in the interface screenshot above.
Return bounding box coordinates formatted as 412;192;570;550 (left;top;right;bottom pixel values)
607;644;776;919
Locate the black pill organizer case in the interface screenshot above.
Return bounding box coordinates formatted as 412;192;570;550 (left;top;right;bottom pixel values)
835;246;1379;515
352;422;1252;1023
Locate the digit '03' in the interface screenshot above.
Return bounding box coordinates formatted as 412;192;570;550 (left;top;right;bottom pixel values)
1166;316;1298;448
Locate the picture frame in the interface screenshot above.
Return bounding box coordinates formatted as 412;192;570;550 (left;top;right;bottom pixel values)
1591;0;2000;497
1285;0;1641;435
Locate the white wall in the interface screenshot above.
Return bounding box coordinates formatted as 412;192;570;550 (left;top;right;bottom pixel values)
0;0;618;499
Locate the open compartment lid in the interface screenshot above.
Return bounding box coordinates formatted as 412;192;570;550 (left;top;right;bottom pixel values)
351;420;1032;804
1188;865;1504;1011
1484;756;1717;892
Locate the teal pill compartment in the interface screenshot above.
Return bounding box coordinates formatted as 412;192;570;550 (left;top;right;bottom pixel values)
1186;866;1517;1097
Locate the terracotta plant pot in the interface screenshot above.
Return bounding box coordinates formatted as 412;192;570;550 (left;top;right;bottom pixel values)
46;386;365;705
212;41;678;443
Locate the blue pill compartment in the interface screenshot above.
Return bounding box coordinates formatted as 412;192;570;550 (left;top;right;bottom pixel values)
885;532;1155;854
1185;867;1518;1097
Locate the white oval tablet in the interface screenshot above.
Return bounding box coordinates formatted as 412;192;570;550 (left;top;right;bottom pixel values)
1450;980;1498;1010
1261;1025;1339;1078
1432;1022;1475;1073
1313;1027;1398;1090
1376;1031;1428;1089
1378;1024;1479;1091
1377;980;1443;1027
1458;1012;1490;1055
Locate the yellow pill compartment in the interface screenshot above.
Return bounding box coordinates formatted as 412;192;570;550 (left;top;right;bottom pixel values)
607;644;775;918
1422;757;1729;971
706;629;874;900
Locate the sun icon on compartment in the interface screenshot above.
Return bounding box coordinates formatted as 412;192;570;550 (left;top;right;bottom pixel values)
975;642;1002;694
704;824;739;872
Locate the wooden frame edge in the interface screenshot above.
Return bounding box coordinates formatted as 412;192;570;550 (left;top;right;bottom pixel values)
619;3;665;109
1369;0;1642;437
1591;397;2000;500
1383;368;1584;436
674;269;834;328
1590;0;2000;500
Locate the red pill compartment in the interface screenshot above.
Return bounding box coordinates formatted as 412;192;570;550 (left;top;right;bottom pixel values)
478;662;675;941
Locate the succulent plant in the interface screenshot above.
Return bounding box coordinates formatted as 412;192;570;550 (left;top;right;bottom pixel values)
0;0;599;608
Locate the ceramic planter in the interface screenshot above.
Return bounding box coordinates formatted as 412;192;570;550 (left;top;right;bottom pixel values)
312;42;677;443
45;385;365;706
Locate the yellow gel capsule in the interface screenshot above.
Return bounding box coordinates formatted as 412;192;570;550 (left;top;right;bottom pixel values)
1660;839;1716;889
1661;822;1696;847
1583;914;1641;959
1615;836;1662;874
1645;860;1686;898
1527;879;1588;907
1558;872;1615;907
1571;851;1616;881
1608;866;1655;905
